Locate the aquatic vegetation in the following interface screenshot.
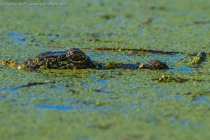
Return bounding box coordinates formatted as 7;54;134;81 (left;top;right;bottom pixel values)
104;62;116;69
152;75;205;83
152;75;189;83
1;0;210;140
100;14;116;20
188;52;206;67
0;59;20;69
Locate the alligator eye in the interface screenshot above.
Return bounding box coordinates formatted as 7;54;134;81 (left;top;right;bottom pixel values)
71;53;83;61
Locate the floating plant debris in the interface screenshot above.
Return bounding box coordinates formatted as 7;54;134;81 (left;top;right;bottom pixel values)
194;20;210;25
152;75;204;83
100;14;116;20
188;51;206;67
152;75;189;83
149;6;166;10
0;59;21;69
14;81;55;89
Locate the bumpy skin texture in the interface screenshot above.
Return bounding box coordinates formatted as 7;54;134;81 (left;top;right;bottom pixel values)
32;48;95;69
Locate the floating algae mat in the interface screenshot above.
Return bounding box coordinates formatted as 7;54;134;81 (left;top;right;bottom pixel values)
1;0;210;140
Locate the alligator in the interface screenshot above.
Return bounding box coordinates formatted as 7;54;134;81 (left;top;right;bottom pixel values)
0;48;169;71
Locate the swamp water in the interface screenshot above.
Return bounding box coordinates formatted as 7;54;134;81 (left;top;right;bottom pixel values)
1;0;210;140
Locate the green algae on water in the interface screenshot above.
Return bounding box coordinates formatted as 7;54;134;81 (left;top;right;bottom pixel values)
1;0;210;140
